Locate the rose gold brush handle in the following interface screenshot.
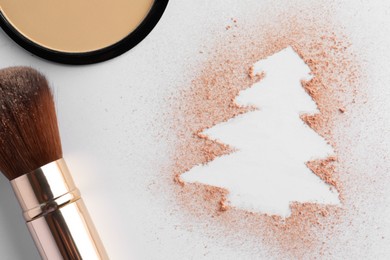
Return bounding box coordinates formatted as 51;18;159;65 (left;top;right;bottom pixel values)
10;159;108;260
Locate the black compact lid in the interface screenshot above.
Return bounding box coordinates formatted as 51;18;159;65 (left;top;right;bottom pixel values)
0;0;168;65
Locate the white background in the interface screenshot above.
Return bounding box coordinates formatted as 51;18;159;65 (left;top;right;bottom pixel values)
0;1;389;259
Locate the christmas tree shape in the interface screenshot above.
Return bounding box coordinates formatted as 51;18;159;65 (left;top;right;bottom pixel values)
182;46;340;218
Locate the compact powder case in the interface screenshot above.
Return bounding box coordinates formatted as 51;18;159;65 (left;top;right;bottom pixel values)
0;0;168;64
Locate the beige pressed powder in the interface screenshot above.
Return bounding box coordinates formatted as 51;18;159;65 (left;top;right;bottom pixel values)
0;0;168;64
0;0;154;52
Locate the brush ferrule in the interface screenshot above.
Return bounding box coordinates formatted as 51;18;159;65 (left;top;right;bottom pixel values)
10;159;108;260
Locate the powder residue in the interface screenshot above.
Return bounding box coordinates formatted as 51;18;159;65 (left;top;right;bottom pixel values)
169;6;361;259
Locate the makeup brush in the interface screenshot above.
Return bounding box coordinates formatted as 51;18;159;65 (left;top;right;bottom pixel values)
0;66;108;260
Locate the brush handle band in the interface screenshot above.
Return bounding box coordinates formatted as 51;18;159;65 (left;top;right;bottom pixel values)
10;159;108;260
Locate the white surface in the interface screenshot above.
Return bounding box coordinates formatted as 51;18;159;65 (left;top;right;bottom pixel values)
0;1;389;259
182;47;339;218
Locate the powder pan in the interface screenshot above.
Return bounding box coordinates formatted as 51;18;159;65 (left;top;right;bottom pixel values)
0;0;168;65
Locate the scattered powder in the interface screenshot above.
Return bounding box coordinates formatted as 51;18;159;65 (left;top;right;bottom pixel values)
306;156;341;195
169;7;361;259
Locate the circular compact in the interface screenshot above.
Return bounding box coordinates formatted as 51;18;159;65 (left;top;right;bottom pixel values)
0;0;168;64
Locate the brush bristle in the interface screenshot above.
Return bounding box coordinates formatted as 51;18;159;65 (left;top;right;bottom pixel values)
0;67;62;180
